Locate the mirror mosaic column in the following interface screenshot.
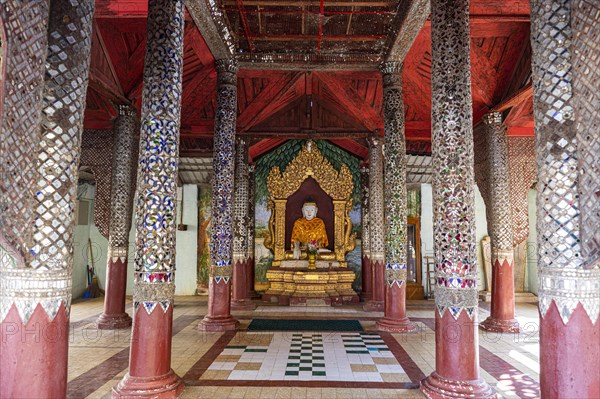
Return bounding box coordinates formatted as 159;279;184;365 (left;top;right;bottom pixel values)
113;1;185;396
247;164;258;299
97;105;138;330
530;0;600;396
198;59;240;331
420;0;495;397
377;61;416;332
480;112;519;333
0;1;94;397
360;165;372;301
363;137;385;312
231;137;256;310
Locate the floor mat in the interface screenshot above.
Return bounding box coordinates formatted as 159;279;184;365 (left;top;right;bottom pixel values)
247;318;363;331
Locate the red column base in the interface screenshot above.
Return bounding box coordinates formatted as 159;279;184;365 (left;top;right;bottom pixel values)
97;312;132;330
198;315;239;332
421;372;497;399
363;300;384;312
480;316;520;333
230;300;257;311
112;369;184;399
376;317;417;333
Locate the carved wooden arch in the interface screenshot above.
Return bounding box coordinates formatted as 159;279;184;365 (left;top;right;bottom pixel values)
267;141;354;201
265;141;356;267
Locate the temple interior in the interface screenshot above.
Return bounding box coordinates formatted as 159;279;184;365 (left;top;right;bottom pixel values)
0;1;598;399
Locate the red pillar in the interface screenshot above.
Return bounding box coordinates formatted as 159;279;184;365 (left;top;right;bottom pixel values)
364;259;384;311
200;279;239;331
231;259;256;310
480;256;519;332
539;302;600;398
113;307;183;398
247;257;258;299
113;0;185;396
97;257;132;329
199;58;240;331
1;304;69;399
97;105;136;330
361;255;372;301
479;113;518;333
421;312;494;398
377;282;415;332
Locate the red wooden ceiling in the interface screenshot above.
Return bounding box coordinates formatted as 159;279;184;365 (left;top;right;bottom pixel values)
87;0;534;159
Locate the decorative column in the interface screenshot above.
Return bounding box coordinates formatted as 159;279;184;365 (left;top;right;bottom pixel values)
363;137;385;312
530;1;600;397
0;1;94;397
113;1;185;397
247;163;258;299
231;137;256;310
480;112;519;333
360;165;372;301
376;61;416;332
420;0;495;397
198;58;240;331
97;105;137;330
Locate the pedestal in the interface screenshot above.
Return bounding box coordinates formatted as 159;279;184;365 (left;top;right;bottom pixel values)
97;258;132;329
263;266;359;306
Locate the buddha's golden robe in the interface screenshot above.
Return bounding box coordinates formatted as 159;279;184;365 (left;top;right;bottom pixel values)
290;217;329;247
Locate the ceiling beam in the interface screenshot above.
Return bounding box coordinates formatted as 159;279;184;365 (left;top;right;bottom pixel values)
237;72;305;132
185;0;235;61
385;0;430;62
469;40;500;108
222;0;394;6
249;138;288;159
328;139;369;160
492;82;532;113
314;72;383;131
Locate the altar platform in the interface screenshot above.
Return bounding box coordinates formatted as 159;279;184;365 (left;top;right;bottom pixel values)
262;261;360;307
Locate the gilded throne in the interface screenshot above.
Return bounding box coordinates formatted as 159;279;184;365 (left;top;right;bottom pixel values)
262;141;359;306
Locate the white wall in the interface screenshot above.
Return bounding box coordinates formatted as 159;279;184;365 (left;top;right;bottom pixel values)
72;184;95;298
526;188;538;294
474;185;489;287
420;184;434;286
72;183;199;299
174;185;198;295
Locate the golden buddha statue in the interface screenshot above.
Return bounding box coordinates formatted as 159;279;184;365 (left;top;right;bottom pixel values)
291;200;329;248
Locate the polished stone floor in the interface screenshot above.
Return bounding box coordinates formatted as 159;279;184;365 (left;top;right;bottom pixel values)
67;296;541;398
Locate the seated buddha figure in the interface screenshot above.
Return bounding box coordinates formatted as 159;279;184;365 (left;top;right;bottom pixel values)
290;200;329;259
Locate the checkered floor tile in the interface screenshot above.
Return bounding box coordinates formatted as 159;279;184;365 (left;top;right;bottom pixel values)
202;332;409;382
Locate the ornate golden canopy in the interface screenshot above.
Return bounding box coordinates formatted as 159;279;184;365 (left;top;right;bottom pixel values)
264;141;356;267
